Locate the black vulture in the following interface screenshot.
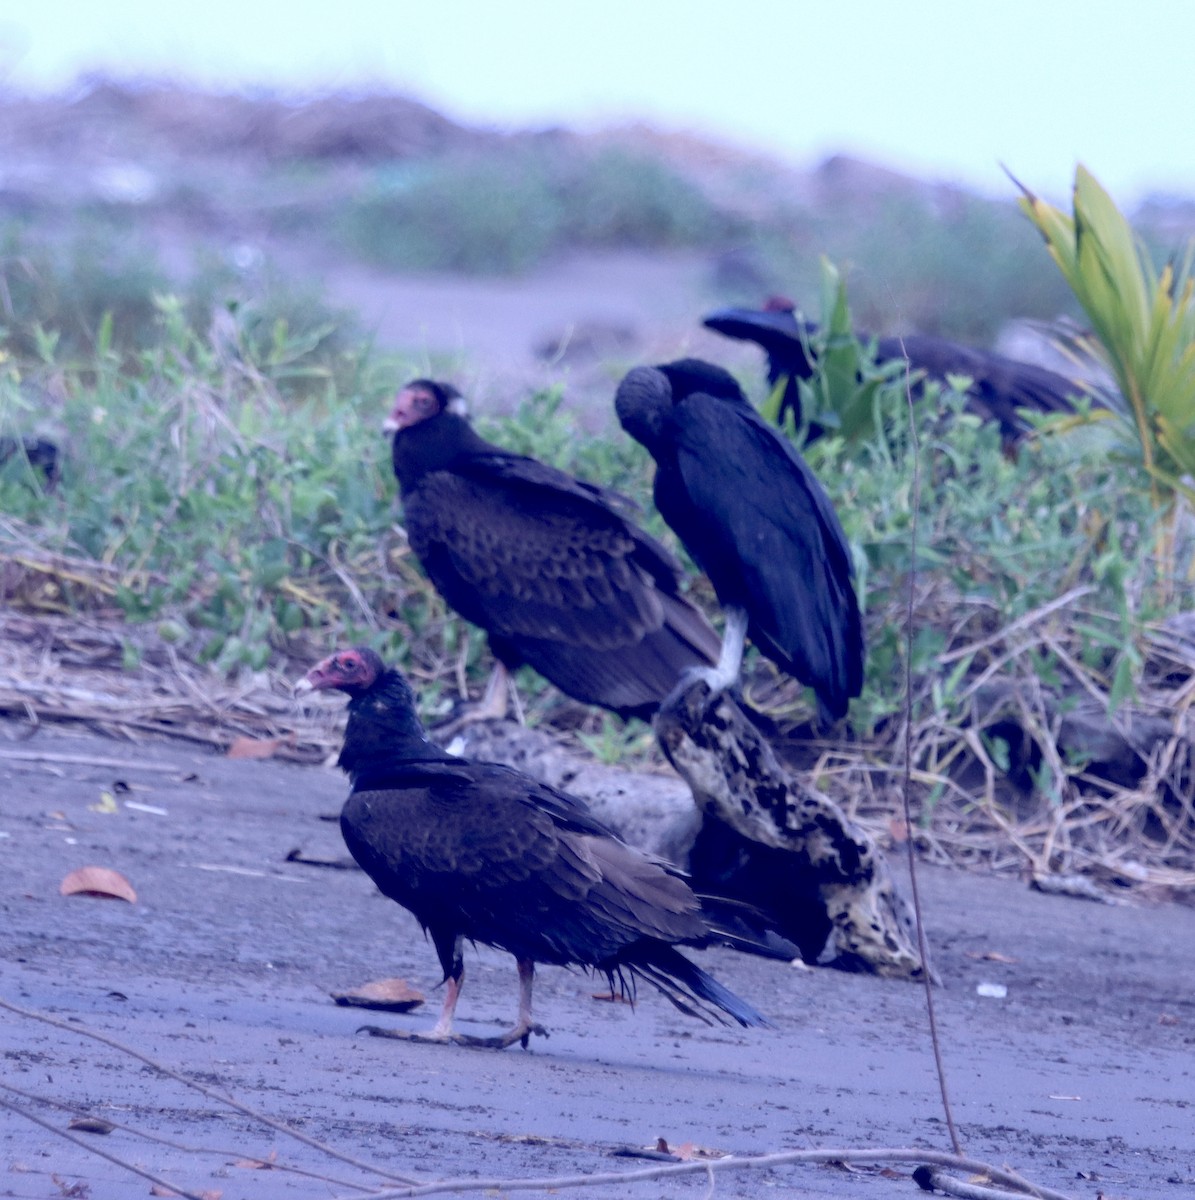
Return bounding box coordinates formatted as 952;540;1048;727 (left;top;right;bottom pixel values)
0;435;60;488
297;646;778;1048
384;379;719;721
615;358;863;725
704;296;1096;446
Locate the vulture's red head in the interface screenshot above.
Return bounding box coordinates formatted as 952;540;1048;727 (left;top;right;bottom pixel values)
296;647;385;697
383;379;462;434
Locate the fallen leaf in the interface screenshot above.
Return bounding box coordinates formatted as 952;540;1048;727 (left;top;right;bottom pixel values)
50;1176;89;1198
331;979;425;1012
1158;1013;1179;1026
68;1116;115;1134
88;791;118;814
591;990;633;1004
60;866;137;903
672;1141;727;1161
964;950;1018;964
887;816;909;842
150;1189;222;1199
234;1150;278;1169
226;735;291;760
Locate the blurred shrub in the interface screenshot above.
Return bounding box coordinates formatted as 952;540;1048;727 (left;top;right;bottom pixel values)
0;224;368;399
341;146;728;275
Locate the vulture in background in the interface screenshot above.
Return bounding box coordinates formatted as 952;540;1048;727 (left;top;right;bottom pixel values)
298;647;780;1048
0;435;60;488
615;358;863;726
704;296;1095;447
384;379;720;721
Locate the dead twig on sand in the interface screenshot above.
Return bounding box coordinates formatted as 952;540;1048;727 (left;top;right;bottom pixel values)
329;1147;1075;1200
0;996;418;1188
1;995;1076;1200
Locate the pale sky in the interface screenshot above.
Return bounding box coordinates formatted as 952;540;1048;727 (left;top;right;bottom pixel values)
2;0;1192;205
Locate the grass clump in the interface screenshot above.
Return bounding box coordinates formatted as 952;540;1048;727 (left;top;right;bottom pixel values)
341;145;728;275
1;243;1190;881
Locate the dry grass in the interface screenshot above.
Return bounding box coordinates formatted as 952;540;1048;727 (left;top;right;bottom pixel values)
2;538;1191;901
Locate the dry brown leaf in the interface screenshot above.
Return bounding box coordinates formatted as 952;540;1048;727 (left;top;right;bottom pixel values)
60;866;137;903
887;816;909;842
331;978;425;1012
226;735;291;760
591;990;633;1004
672;1140;726;1161
88;791;118;814
149;1189;222;1199
964;950;1019;964
234;1149;278;1169
68;1116;115;1134
50;1177;88;1199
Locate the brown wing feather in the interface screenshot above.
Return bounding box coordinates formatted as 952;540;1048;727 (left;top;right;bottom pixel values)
406;472;672;651
341;769;710;969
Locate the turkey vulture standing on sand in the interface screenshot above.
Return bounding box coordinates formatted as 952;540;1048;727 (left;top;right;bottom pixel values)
704;296;1094;447
297;646;775;1048
384;379;719;720
615;358;863;725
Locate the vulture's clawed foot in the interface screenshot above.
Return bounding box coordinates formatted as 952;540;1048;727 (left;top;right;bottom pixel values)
455;1020;549;1050
356;1022;549;1050
356;1024;456;1044
661;665;722;714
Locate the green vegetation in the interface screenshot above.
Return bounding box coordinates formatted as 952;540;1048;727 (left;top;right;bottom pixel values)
0;258;1173;713
1;207;1190;879
761;258;910;447
1017;166;1195;584
335;141;1075;343
341;146;728;275
0;224;364;396
733;190;1080;343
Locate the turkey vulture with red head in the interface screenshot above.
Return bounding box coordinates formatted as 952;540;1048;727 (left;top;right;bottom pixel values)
704;296;1096;447
298;646;779;1048
383;379;719;720
615;358;863;726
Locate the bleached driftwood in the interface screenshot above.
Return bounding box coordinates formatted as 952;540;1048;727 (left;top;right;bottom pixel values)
655;679;929;980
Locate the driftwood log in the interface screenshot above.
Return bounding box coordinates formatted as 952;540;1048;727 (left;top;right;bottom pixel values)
655;680;929;980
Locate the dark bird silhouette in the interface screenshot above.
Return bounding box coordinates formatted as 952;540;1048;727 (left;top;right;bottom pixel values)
0;436;60;488
615;358;863;725
384;379;720;721
704;296;1095;446
297;646;777;1048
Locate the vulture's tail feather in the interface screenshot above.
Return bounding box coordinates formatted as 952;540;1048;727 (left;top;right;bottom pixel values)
621;944;770;1029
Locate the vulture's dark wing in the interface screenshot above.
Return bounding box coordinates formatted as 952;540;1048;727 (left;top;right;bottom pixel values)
703;305;816;379
664;393;863;720
404;452;718;715
407;456;685;651
341;759;709;969
888;334;1087;441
